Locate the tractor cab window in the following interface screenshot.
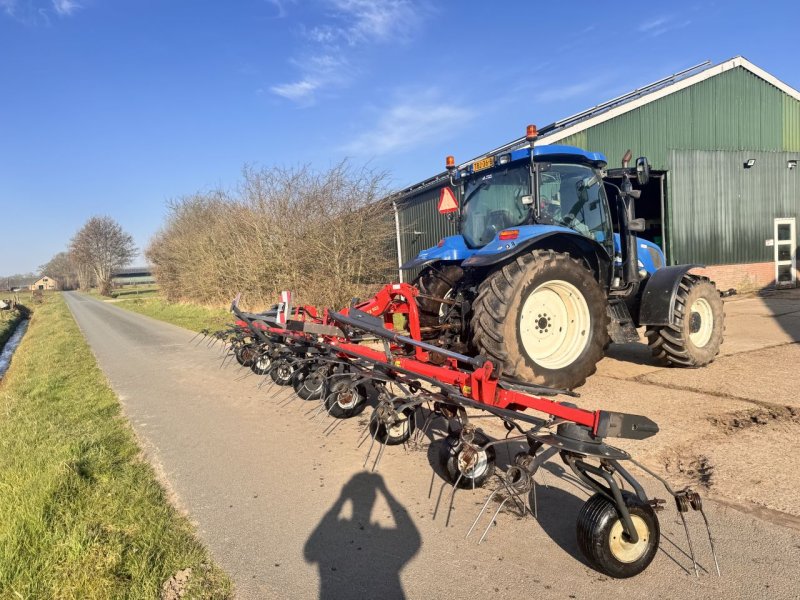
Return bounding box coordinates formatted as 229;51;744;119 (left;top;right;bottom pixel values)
461;166;530;248
537;163;613;251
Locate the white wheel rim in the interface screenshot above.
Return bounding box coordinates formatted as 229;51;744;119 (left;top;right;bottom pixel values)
256;356;271;370
387;411;408;438
457;446;488;478
337;387;361;409
689;298;713;348
608;515;650;563
519;280;590;370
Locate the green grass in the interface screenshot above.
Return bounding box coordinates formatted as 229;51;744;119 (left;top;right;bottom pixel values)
0;294;232;599
0;309;23;349
81;285;230;333
112;297;230;333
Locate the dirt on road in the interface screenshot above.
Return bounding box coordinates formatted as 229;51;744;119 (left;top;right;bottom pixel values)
64;290;800;599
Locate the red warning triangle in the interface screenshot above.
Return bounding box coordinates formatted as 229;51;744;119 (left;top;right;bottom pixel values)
438;187;458;214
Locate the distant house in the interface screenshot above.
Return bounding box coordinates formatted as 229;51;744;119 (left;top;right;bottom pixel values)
30;276;59;291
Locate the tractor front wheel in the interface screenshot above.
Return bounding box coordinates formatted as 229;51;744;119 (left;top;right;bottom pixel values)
471;250;609;389
414;264;464;332
645;275;724;367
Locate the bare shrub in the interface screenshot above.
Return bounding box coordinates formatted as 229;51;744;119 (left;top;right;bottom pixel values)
147;162;396;309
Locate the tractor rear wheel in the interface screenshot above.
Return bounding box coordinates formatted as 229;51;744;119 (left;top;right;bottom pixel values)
645;275;724;367
471;250;609;389
577;491;660;578
414;264;464;331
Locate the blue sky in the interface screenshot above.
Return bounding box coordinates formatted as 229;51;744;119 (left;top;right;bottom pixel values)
1;0;798;273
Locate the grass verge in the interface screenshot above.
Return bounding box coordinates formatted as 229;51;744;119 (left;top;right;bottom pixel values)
0;294;232;598
112;297;230;333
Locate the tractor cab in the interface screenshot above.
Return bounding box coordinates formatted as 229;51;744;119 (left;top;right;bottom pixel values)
454;144;614;259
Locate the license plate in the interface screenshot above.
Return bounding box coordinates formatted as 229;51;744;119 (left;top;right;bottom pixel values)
472;156;495;172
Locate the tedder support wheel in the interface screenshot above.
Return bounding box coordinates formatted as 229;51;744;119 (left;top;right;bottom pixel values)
471;250;609;389
269;358;294;385
414;264;464;331
235;342;258;367
645;275;724;367
293;367;327;401
369;400;416;445
324;380;368;419
441;431;496;488
577;491;660;578
250;351;273;375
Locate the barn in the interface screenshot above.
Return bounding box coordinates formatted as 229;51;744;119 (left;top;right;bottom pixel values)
390;56;800;291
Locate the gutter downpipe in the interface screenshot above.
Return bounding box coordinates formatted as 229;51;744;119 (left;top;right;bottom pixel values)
392;200;404;283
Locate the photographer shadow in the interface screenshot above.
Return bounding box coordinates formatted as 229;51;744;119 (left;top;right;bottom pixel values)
304;471;421;599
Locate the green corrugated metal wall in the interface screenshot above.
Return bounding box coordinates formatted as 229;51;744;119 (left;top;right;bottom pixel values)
669;150;800;265
396;65;800;269
396;182;459;280
560;67;789;170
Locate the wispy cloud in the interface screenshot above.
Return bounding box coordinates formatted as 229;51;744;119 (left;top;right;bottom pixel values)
342;91;475;156
52;0;80;16
638;14;692;37
270;0;424;105
1;0;82;22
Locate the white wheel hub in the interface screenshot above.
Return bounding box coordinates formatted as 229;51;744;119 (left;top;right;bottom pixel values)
519;280;590;370
608;515;650;563
387;411;409;438
438;288;455;320
336;387;361;409
457;444;488;478
689;297;714;347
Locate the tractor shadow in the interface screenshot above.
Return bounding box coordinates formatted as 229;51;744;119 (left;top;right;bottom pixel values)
304;471;421;600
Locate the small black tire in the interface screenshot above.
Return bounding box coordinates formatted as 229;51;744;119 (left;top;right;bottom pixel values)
441;431;496;488
235;342;259;367
369;402;416;445
413;264;464;331
577;491;660;579
293;367;327;401
250;352;273;375
324;380;368;419
645;275;724;367
471;249;609;389
269;358;294;385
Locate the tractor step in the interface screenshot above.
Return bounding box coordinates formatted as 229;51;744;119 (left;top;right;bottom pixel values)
607;298;640;344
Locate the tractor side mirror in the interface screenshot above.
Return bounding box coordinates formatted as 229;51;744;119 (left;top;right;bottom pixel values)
628;218;646;232
636;157;650;186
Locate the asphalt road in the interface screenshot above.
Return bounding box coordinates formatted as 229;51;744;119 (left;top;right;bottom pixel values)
63;292;800;599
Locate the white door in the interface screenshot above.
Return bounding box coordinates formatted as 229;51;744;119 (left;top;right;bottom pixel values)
774;218;796;288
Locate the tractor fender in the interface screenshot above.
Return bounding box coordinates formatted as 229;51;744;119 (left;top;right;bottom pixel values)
400;235;475;270
461;229;612;284
637;265;703;327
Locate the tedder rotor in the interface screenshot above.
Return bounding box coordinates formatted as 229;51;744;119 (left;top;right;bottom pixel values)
199;285;721;580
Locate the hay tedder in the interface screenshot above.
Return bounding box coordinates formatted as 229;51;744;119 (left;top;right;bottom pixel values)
201;278;721;579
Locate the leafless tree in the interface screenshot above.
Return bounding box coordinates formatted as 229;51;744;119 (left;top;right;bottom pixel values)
70;216;137;296
39;251;79;290
147;162;397;309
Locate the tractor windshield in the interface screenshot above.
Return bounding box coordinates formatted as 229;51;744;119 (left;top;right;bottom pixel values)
537;163;613;252
461;165;530;248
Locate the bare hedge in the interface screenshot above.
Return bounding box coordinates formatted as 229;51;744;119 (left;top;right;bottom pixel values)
146;163;398;310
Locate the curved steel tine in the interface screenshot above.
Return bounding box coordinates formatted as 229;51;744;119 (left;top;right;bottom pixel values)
678;510;699;577
479;498;510;544
698;508;721;576
445;471;463;527
467;485;502;539
357;411;379;448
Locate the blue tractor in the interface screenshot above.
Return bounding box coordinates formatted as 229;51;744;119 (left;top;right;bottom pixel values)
402;125;724;389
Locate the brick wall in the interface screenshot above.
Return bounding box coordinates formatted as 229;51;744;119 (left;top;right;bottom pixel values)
692;262;780;292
